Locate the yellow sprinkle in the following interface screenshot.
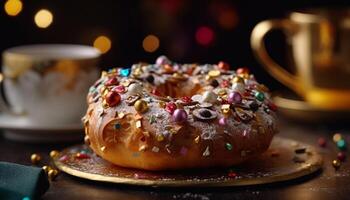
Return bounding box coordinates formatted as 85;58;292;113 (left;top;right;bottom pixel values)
333;133;342;143
136;120;142;129
102;99;109;109
194;136;200;144
139;145;147;151
118;112;125;119
158;101;166;108
238;73;249;79
100;146;106;152
156;134;164;142
208;70;221;77
232;76;244;84
101;71;107;77
217;89;227;96
221;104;231;114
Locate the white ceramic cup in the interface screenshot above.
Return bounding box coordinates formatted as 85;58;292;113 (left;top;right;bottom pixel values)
1;44;100;125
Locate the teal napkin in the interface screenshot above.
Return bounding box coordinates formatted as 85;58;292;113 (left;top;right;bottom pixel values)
0;162;49;200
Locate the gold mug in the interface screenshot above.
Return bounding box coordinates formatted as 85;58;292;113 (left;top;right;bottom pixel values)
251;9;350;109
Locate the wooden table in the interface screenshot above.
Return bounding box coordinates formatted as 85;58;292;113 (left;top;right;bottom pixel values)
1;118;349;200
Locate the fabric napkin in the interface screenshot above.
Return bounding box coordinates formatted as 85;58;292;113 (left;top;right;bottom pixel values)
0;162;49;200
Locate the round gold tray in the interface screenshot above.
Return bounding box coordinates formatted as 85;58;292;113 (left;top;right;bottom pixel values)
54;137;322;187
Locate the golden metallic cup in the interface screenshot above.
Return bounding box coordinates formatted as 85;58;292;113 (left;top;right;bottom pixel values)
251;9;350;109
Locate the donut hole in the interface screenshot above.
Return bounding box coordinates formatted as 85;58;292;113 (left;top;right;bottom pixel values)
149;80;202;99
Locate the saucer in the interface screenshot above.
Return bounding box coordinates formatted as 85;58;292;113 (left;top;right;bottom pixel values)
273;92;350;122
54;137;322;187
0;113;83;142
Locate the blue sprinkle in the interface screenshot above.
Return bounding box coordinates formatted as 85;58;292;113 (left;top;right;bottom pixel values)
120;68;131;77
114;123;121;130
22;197;31;200
80;150;88;154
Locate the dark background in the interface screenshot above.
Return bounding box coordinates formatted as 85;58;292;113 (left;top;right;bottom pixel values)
1;0;349;91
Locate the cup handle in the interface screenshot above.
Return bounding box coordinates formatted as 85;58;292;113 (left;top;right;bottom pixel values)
0;73;12;113
251;19;303;96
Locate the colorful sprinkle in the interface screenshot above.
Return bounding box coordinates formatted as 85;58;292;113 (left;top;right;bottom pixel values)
332;159;341;169
227;171;237;178
333;133;342;143
218;61;230;71
236;67;249;75
149;115;156;124
134;100;149;113
227;92;242;104
165;102;177;114
75;153;90;159
337;139;346;150
225;143;233;151
172;109;188;123
255;91;265;101
318;137;327;147
120;68;131;77
219;117;227;126
105;77;118;86
105;91;121;107
152;146;160;153
203;146;210;157
337;152;346;162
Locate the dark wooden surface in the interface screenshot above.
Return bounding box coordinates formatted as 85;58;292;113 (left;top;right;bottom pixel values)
1;118;349;200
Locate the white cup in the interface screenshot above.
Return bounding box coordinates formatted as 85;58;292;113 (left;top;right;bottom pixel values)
1;44;100;125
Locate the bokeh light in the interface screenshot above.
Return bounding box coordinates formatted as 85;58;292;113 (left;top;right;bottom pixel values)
142;34;160;53
34;9;53;28
93;35;112;54
4;0;23;16
218;9;238;30
195;26;215;46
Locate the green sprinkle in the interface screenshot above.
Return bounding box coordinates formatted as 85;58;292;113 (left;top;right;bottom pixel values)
225;143;233;151
149;115;156;124
255;92;265;101
337;139;346;150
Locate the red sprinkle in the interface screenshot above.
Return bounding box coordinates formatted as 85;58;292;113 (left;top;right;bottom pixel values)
165;102;177;114
218;61;230;71
228;171;237;178
236;67;250;74
106;91;121;107
105;77;119;86
151;88;161;96
59;155;69;162
75;153;90;159
318;137;327;147
220;80;230;88
268;101;278;112
337;152;346;162
181;96;192;103
112;85;126;93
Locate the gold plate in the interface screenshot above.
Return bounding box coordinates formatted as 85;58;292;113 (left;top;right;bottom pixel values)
273;92;350;122
54;137;322;187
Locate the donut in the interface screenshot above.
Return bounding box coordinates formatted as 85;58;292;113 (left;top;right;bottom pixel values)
82;56;278;171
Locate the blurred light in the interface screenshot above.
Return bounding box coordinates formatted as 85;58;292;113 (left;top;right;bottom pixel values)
34;9;53;28
93;36;112;54
195;26;215;46
142;34;160;53
218;9;238;30
4;0;23;16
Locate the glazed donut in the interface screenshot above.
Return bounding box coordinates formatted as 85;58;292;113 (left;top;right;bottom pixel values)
82;56;278;171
